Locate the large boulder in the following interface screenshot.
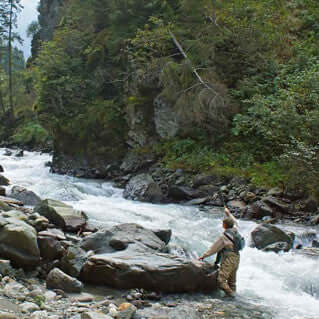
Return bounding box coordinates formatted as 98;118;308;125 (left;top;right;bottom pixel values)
250;200;274;219
0;216;40;267
123;174;163;203
10;186;41;206
250;224;294;251
46;268;83;293
168;185;201;201
80;223;217;293
34;199;87;232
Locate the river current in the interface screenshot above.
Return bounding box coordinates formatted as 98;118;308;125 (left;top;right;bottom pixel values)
0;149;319;318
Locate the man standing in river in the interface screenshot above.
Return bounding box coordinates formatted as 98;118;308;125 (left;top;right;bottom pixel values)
198;207;241;298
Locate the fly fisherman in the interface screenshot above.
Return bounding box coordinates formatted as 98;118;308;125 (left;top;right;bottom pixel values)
198;207;244;298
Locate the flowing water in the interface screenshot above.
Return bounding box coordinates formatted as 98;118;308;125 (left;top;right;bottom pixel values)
1;149;319;319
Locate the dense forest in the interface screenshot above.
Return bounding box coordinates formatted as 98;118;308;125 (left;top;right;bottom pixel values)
2;0;319;196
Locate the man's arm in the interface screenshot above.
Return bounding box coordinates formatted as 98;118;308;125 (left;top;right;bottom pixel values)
225;207;238;228
198;236;225;260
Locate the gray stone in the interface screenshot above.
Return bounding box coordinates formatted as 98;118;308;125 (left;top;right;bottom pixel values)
0;260;11;276
80;224;217;293
46;268;83;293
123;174;163;203
0;187;5;196
10;186;41;206
38;229;66;240
168;185;200;201
0;196;23;206
304;197;318;213
0;313;20;319
35;199;87;232
263;196;289;214
267;187;283;197
250;224;294;251
30;311;48;319
151;229;172;245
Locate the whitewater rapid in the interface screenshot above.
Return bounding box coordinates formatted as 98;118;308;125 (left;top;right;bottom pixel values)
1;149;319;318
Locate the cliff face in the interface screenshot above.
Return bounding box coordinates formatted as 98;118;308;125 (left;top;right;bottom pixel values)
38;0;64;41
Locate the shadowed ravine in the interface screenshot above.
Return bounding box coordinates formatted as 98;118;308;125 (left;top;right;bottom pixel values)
1;149;319;319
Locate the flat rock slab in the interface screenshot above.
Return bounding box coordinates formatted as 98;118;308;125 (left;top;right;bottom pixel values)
35;199;87;232
81;247;217;293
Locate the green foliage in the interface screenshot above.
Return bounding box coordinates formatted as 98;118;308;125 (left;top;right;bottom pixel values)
33;295;46;307
10;121;51;147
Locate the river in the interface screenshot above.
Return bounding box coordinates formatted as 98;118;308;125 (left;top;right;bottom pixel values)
1;149;319;318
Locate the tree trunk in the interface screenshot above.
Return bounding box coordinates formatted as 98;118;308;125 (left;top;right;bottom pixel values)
8;0;14;123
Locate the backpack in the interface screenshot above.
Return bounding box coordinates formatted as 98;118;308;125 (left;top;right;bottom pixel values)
224;229;245;253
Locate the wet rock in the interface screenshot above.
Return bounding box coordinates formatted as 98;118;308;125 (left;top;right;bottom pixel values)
35;199;87;232
46;268;83;293
250;224;294;251
0;217;40;267
10;186;41;206
312;240;319;248
0;175;9;186
120;152;155;174
4;149;12;156
262;242;291;253
60;246;89;277
80;224;217;293
0;165;4;173
0;186;5;196
15;150;24;158
152;229;172;245
123;174;163;203
38;236;65;261
227;200;246;211
81;313;112;319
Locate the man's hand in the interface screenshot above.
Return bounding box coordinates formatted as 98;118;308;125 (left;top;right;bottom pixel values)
198;256;205;261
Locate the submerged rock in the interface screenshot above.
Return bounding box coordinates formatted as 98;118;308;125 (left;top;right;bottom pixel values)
80;223;217;293
35;199;87;232
250;224;294;252
123;174;163;203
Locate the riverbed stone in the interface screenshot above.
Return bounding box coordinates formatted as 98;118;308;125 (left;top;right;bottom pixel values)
250;200;274;219
0;313;20;319
0;217;40;267
250;224;294;251
46;268;83;293
80;223;217;293
60;246;88;277
37;236;65;261
123;174;163;203
20;302;40;313
0;196;23;207
10;186;41;206
35;199;87;232
81;312;112;319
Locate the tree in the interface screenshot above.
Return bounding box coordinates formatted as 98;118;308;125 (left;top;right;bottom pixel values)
0;0;23;122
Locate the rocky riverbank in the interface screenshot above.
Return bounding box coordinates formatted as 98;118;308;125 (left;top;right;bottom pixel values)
49;149;319;227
